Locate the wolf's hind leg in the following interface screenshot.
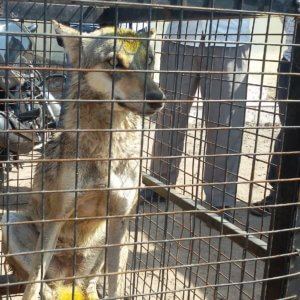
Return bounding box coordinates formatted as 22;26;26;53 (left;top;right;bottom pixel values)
22;191;76;300
1;212;55;299
2;212;38;278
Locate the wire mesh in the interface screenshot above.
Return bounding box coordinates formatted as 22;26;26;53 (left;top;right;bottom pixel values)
0;1;299;299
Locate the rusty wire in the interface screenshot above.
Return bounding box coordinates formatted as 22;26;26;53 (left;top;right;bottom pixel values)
0;1;299;299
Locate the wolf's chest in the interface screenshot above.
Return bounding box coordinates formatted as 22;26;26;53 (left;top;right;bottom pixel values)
110;170;138;198
109;159;140;212
110;132;140;198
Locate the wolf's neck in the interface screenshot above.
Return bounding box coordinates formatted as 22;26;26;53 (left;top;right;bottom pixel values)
62;88;141;158
63;102;128;130
64;82;134;130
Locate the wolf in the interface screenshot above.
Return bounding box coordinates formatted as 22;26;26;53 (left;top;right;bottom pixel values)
1;21;164;299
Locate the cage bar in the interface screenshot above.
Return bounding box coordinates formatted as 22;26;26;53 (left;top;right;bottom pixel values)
0;0;298;299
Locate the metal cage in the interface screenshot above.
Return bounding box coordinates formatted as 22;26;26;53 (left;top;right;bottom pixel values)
0;0;299;299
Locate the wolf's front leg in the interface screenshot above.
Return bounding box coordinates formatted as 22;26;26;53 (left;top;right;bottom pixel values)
22;221;64;300
107;218;129;298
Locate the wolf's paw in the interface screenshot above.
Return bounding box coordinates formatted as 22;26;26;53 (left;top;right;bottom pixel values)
86;279;100;300
87;292;99;300
40;284;57;300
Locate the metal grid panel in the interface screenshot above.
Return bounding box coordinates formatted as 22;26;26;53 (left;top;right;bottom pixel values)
0;1;298;299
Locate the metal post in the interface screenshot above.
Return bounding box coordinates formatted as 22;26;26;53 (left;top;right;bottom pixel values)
263;18;300;300
286;207;300;298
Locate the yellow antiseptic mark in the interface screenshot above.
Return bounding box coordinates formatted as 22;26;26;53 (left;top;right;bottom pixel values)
101;27;142;54
116;28;141;54
57;285;85;300
56;285;99;300
122;39;140;54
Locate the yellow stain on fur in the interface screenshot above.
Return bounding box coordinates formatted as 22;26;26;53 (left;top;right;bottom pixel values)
104;27;141;54
122;39;140;54
101;27;143;54
57;285;85;300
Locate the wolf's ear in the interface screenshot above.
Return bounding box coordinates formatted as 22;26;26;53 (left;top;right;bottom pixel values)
149;28;156;39
53;20;81;65
140;28;156;39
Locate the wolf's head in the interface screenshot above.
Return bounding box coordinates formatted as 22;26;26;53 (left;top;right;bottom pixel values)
54;21;165;116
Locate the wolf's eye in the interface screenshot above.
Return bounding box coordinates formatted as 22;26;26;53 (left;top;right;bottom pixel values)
108;58;123;68
147;56;153;65
108;58;115;66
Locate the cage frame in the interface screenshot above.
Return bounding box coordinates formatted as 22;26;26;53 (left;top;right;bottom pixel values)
0;0;299;299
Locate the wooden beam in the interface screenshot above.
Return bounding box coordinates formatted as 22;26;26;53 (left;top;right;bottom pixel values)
0;0;297;23
0;0;297;13
0;1;104;23
142;173;268;258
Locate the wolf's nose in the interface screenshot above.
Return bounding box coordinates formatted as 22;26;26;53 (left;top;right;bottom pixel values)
146;92;165;109
146;92;164;101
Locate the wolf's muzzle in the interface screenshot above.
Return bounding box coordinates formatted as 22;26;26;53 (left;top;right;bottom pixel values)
146;91;165;110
